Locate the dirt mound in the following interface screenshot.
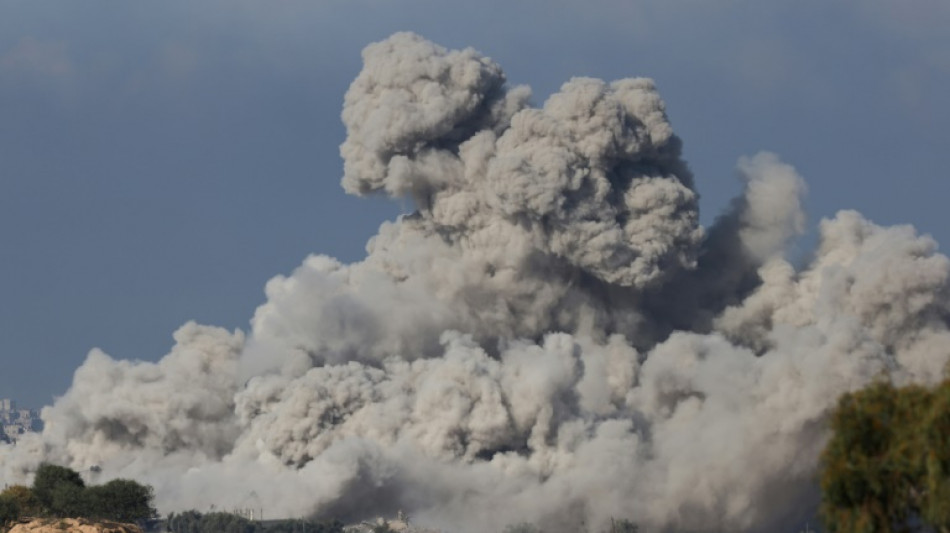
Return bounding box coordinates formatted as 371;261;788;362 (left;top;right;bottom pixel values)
6;518;142;533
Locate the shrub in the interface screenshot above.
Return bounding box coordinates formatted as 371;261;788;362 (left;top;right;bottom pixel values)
49;483;88;518
0;485;40;517
32;463;85;512
820;379;950;532
27;463;156;522
166;511;263;533
605;518;639;533
0;494;21;528
86;479;156;522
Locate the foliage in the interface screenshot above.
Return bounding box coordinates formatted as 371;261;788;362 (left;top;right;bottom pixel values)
166;510;204;533
166;511;262;533
501;517;637;533
195;512;261;533
48;482;88;519
86;479;157;522
166;510;347;533
263;518;344;533
32;463;85;511
604;518;639;533
0;493;21;528
26;463;156;523
820;379;950;532
0;485;41;517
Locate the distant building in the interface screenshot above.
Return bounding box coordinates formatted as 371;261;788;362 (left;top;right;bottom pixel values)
0;398;43;444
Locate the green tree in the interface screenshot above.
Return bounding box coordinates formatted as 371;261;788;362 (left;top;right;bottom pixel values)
49;482;88;518
263;519;344;533
0;485;41;517
0;494;21;528
31;463;85;513
167;510;204;533
86;479;156;522
199;512;262;533
820;379;950;532
164;511;263;533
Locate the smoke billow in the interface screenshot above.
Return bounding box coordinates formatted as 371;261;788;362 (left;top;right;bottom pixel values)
3;32;948;532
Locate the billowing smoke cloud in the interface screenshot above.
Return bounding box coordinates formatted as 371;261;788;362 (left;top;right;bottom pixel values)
3;32;948;532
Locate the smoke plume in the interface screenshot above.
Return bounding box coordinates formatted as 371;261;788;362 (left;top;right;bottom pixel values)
3;32;948;532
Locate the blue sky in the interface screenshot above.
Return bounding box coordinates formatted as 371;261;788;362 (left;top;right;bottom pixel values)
1;0;948;408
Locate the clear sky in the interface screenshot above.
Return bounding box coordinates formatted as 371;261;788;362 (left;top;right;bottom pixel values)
1;0;948;408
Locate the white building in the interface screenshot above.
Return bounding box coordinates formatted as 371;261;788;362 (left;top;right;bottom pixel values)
0;398;42;444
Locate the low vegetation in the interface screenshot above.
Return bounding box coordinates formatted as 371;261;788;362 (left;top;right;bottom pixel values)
820;377;950;532
165;511;344;533
0;463;155;531
502;518;637;533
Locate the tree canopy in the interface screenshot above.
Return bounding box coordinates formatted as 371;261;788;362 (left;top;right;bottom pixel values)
165;511;344;533
86;479;156;523
32;463;84;511
4;463;157;524
0;485;41;517
0;494;20;529
820;378;950;533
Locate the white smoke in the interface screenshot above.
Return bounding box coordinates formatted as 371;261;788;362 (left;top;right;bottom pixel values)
3;32;948;532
